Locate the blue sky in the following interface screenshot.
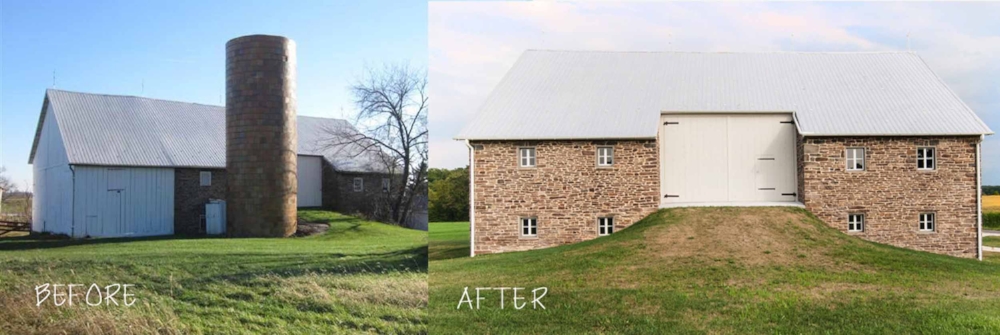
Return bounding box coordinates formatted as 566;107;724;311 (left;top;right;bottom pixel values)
429;2;1000;184
1;0;427;189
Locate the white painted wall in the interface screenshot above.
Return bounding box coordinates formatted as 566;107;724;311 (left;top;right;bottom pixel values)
32;104;74;234
660;113;797;205
72;166;174;237
296;155;322;207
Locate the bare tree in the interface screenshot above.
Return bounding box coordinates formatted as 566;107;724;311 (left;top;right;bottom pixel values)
321;64;428;226
0;167;14;198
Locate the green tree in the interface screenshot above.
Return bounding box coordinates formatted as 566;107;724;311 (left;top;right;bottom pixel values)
428;167;469;221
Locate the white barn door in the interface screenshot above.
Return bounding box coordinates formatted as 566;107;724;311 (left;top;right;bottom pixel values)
73;166;174;237
296;156;323;207
659;114;797;205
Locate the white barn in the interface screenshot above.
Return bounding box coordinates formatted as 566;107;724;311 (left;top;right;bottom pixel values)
30;89;393;237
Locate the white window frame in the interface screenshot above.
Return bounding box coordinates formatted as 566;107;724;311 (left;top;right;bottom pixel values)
848;214;865;232
597;146;614;167
353;177;364;192
598;217;614;236
520;217;538;237
199;171;212;187
846;148;865;171
519;147;536;168
919;212;935;232
917;147;936;171
381;178;391;192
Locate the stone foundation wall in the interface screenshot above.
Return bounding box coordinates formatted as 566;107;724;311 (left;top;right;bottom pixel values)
174;168;227;235
801;136;980;258
471;140;660;255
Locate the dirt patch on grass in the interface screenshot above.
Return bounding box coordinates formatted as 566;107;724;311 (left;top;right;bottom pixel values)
294;219;330;237
648;207;849;268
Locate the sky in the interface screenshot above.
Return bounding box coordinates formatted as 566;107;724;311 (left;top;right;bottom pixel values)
1;0;428;190
429;1;1000;185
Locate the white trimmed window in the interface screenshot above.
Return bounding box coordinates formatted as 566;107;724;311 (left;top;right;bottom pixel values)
848;214;865;232
846;148;865;171
519;147;536;167
199;171;212;186
597;146;614;166
919;213;935;232
521;217;537;237
917;147;935;170
598;217;614;236
353;177;364;192
382;178;390;192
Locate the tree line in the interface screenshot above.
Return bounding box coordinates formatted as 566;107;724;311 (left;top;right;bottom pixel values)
428;167;469;222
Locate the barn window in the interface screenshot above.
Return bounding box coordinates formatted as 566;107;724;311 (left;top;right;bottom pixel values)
353;177;364;192
382;178;390;192
521;217;537;237
597;146;614;166
598;217;614;236
919;213;935;232
917;147;935;170
200;171;212;186
848;214;865;232
519;147;536;167
845;148;865;171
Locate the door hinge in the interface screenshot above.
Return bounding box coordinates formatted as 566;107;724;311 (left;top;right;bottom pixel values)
780;120;795;124
781;192;797;196
663;121;679;125
664;194;680;198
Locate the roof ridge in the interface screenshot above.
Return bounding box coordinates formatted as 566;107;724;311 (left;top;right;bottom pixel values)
48;88;224;108
523;49;918;55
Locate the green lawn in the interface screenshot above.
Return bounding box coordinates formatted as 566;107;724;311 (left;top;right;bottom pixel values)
985;236;1000;248
0;210;427;334
428;222;469;261
429;208;1000;334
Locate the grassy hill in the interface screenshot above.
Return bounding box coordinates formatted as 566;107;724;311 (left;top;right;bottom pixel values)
0;210;427;334
429;207;1000;334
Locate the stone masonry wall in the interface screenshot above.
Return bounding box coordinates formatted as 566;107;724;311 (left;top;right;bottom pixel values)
471;140;660;255
174;168;227;235
321;160;392;218
801;136;980;258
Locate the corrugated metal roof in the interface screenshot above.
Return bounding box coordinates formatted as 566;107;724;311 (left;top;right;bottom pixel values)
456;51;993;139
30;89;387;173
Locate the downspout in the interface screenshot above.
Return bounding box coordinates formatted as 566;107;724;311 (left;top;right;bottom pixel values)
977;136;983;261
70;165;75;238
465;140;476;257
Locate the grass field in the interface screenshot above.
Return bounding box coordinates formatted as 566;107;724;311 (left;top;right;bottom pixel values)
429;208;1000;334
428;222;469;261
985;236;1000;248
0;210;427;334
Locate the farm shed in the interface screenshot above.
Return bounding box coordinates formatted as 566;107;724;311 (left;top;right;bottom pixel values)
29;89;396;237
457;51;993;259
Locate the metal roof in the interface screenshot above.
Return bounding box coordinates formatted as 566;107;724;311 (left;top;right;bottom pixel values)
29;89;387;173
456;51;993;139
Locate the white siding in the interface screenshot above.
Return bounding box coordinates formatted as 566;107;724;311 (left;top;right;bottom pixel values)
32;103;74;234
297;155;322;207
72;166;174;237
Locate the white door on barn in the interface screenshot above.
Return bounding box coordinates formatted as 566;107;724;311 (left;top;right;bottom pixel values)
659;113;797;205
297;155;323;207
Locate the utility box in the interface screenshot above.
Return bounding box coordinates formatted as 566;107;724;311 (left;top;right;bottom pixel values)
205;200;226;235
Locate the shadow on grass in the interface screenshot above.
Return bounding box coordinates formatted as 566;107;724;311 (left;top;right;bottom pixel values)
0;234;220;251
429;244;468;261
